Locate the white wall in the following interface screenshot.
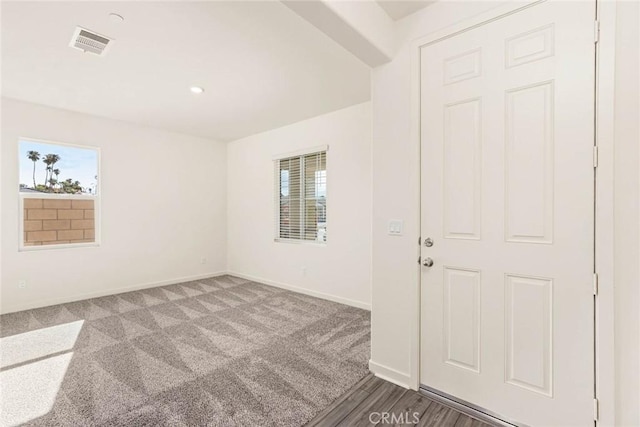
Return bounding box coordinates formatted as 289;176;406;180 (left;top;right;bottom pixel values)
370;2;640;424
227;102;371;309
1;98;227;314
613;1;640;424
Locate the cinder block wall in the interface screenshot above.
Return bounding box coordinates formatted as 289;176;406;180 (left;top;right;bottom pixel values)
23;198;95;246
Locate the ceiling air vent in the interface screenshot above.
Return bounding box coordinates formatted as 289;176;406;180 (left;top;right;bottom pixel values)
69;27;113;56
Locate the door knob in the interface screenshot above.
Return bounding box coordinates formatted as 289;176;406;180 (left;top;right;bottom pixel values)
423;257;434;267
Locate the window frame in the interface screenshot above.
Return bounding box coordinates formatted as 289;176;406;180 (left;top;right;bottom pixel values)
18;137;101;252
273;145;328;245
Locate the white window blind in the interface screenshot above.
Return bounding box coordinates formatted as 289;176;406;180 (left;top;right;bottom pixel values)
275;150;327;243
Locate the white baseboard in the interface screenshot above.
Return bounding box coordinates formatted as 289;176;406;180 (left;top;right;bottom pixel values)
0;271;227;315
369;360;412;389
227;271;371;311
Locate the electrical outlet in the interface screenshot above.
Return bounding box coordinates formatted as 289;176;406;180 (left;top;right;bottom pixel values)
301;267;307;276
200;257;207;265
18;280;26;289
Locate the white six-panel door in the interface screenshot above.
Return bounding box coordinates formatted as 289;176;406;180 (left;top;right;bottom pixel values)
419;2;595;426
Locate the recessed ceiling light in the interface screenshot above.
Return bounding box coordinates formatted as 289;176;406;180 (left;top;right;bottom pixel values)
109;13;124;23
190;86;205;94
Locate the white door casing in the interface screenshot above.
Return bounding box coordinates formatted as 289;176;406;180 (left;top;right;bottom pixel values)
419;2;595;426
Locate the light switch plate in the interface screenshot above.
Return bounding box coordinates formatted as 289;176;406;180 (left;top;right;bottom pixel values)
388;220;403;236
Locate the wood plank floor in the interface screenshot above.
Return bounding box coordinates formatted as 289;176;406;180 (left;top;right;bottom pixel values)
306;374;497;427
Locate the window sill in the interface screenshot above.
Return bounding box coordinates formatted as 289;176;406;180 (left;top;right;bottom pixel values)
274;238;327;246
19;242;100;252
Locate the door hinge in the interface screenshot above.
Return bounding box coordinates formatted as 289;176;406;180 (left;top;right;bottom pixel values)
418;256;421;265
594;20;600;44
593;273;599;296
418;236;421;246
594;398;599;421
593;146;599;168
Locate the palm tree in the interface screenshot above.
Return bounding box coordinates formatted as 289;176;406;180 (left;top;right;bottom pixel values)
53;169;60;190
42;155;53;187
27;151;40;188
49;154;60;188
50;154;60;168
42;154;61;188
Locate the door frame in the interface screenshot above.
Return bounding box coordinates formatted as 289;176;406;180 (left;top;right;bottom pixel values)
409;1;617;424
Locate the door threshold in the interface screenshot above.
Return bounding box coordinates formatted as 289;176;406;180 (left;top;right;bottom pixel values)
419;385;528;427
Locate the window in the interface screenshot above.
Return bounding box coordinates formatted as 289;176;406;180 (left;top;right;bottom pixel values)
275;148;327;243
19;139;99;249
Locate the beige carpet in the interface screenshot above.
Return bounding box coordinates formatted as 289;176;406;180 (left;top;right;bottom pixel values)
0;275;370;426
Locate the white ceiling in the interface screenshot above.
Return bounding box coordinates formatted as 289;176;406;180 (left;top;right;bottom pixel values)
376;0;434;21
1;1;371;142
